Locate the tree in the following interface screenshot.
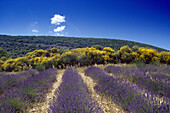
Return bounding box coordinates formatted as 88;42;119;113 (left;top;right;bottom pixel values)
92;45;104;50
0;57;7;61
0;48;8;58
79;55;91;66
132;45;139;52
59;52;78;68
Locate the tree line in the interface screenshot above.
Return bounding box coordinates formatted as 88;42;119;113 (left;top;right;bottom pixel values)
0;35;167;58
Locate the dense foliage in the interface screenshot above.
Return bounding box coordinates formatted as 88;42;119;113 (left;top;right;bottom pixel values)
0;45;170;72
0;35;167;58
0;47;9;58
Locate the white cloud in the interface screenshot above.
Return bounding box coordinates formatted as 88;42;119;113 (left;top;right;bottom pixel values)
32;29;38;33
51;14;65;25
54;26;65;32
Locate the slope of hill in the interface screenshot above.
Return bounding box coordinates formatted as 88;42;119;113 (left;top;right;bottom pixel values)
0;35;167;58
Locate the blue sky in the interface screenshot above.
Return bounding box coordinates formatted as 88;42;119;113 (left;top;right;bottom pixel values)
0;0;170;50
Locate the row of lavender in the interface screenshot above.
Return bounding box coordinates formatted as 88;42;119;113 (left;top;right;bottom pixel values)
0;68;57;112
137;65;170;84
104;65;170;97
85;66;169;113
0;69;38;95
138;65;170;75
0;72;8;78
49;67;103;113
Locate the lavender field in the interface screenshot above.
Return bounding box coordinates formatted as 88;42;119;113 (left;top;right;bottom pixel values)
0;64;169;113
1;0;170;112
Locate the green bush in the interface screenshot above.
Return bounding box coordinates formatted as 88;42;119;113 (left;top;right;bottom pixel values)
0;57;7;61
131;60;145;67
150;60;162;66
59;52;78;67
92;45;104;50
35;64;45;72
132;45;139;52
79;55;90;66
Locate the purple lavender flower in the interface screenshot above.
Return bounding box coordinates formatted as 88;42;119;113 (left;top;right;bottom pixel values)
49;67;103;113
104;65;170;97
0;68;57;112
85;66;169;112
0;69;38;94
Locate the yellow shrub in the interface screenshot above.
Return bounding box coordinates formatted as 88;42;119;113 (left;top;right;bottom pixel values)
103;47;114;53
159;51;170;64
138;48;159;63
132;52;139;61
1;59;16;71
120;45;132;53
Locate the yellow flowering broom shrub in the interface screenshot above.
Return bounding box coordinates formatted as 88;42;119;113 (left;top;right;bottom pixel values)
0;46;169;72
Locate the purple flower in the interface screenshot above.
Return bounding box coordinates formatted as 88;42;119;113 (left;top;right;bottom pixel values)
49;67;103;113
85;66;169;112
0;68;57;112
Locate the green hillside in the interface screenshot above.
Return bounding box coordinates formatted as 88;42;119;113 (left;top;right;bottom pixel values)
0;35;168;58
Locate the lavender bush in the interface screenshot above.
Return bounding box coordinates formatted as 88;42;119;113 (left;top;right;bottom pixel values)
104;65;170;97
138;65;170;75
0;72;7;78
49;67;103;113
0;69;38;94
85;66;169;113
160;65;170;75
137;65;170;84
137;65;160;73
0;68;57;113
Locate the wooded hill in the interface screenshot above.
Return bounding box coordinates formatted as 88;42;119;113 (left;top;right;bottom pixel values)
0;35;168;58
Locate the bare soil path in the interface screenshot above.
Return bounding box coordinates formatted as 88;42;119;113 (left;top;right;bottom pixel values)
28;69;64;113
